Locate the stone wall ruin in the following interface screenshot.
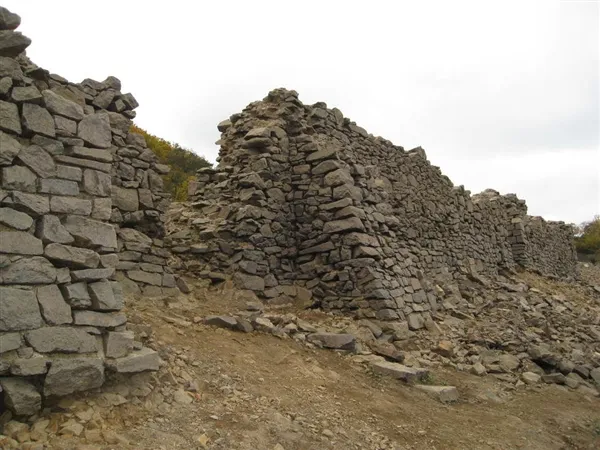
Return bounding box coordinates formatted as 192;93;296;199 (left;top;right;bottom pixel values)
0;8;167;416
168;88;577;323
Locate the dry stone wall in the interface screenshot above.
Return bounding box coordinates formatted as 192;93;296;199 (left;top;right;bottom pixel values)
0;8;161;416
170;88;577;323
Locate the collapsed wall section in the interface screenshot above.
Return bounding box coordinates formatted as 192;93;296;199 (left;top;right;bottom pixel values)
0;9;159;416
171;88;577;323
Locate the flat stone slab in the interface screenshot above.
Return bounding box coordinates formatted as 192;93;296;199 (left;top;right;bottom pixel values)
25;327;97;353
370;361;430;382
307;332;356;351
415;385;459;403
44;357;105;397
204;315;238;330
106;347;160;373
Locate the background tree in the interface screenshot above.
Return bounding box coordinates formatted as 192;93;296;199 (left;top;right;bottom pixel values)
130;125;211;201
574;216;600;262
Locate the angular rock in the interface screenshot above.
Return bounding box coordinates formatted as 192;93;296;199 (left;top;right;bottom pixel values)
68;146;112;163
370;361;429;382
112;186;139;211
127;270;162;286
0;6;21;30
63;215;117;248
77;113;112;148
307;332;356;351
45;243;100;268
10;357;49;376
0;207;33;230
50;196;92;215
22;103;56;137
0;256;56;284
204;315;238;329
11;192;50;216
61;282;91;308
415;385;459;403
36;215;74;244
323;217;365;234
82;168;111;197
39;179;79;196
0;332;21;353
0;130;21;165
44;358;105;397
89;280;123;311
233;272;265;291
26;327;96;353
36;284;72;325
71;268;115;281
73;310;127;328
0;286;43;331
0;231;43;255
42;89;84;120
92;197;112;220
0;30;31;57
103;331;134;358
0;377;41;416
11;85;42;104
1;165;37;192
369;341;405;362
106;347;159;373
56;164;82;181
0;99;21;134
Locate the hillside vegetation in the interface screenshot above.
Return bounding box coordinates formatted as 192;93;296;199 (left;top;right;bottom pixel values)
131;125;211;201
575;216;600;262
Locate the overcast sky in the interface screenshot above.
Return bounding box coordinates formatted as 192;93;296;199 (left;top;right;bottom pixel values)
7;0;599;224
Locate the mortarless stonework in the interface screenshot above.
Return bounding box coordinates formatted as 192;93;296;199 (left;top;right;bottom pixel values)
168;88;577;321
0;7;162;415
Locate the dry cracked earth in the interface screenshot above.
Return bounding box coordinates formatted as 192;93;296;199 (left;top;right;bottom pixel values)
1;267;599;450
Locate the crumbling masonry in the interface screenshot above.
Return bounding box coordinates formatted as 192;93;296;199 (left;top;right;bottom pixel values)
168;88;577;324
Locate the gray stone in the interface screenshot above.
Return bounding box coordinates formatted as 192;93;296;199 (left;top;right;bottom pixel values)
25;327;96;353
77;113;112;148
68;146;112;162
590;367;600;384
415;385;459;403
45;243;100;268
204;315;238;329
73;310;127;328
50;196;92;215
112;186;139;211
0;286;43;331
0;99;20;134
176;277;191;294
39;179;79;196
0;76;12;95
56;164;82;181
37;215;74;244
0;256;56;284
542;373;566;384
324;168;354;187
83;168;111;197
306;146;337;162
104;331;134;358
233;272;265;291
64;215;117;248
22;103;55;137
0;377;41;416
11;85;42;104
323;217;365;234
307;333;356;351
36;284;72;325
89;280;122;311
370;361;429;382
31;134;64;155
17;145;56;178
0;30;31;57
0;130;21;165
2;165;37;193
407;313;425;330
54;115;77;135
11;191;50;216
92;198;112;220
44;357;105;397
61;282;91;308
55;155;111;172
127;270;162;286
99;253;119;268
71;268;115;281
0;7;21;30
106;347;159;373
0;332;21;353
0;208;33;230
42;89;84;120
10;357;49;376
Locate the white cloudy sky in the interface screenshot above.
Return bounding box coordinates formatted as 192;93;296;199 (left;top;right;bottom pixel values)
7;0;599;224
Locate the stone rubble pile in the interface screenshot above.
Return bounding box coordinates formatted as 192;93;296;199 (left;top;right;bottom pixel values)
0;6;166;416
167;88;577;324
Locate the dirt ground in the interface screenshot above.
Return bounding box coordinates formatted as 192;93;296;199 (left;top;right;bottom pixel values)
35;274;599;450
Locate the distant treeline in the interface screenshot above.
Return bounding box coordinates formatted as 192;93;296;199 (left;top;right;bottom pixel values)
130;125;211;201
575;216;600;263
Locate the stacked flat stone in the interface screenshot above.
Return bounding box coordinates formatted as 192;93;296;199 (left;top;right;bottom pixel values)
0;7;159;416
170;88;577;324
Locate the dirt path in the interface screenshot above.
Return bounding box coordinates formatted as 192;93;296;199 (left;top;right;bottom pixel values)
39;281;599;450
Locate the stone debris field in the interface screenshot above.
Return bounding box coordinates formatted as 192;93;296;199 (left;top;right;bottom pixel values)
0;5;599;450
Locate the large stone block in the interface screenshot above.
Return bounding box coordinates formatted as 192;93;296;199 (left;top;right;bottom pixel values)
0;7;21;30
17;145;56;178
39;179;79;196
0;286;43;331
307;332;356;351
44;357;105;397
0;207;33;230
127;270;162;286
72;310;127;328
68;146;112;163
1;165;37;192
104;331;134;358
10;356;49;375
22;103;55;137
232;272;265;291
83;168;111;196
61;282;91;308
45;243;100;268
92;197;112;220
0;231;42;255
42;89;84;120
63;215;117;249
323;217;365;234
0;130;21;165
11;191;50;216
106;347;159;373
37;215;74;244
0;332;21;353
0;99;21;134
50;196;92;215
0;377;41;415
112;186;139;211
89;280;122;311
77;113;111;148
25;327;96;353
0;30;31;57
0;256;56;284
36;284;72;325
11;85;42;104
